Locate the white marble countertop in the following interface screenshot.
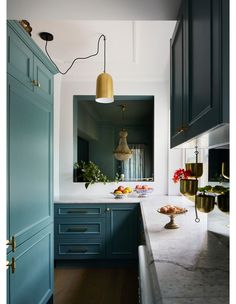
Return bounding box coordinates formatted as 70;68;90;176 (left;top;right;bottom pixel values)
54;195;229;304
139;196;229;304
54;194;141;204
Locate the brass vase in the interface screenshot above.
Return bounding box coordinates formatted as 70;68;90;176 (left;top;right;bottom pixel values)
180;179;198;196
185;163;203;178
217;194;229;213
195;195;215;213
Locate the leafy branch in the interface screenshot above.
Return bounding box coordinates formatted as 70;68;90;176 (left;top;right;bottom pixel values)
74;161;109;189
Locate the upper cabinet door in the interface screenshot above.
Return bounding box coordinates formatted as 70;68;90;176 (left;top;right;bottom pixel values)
185;0;222;138
7;26;34;91
170;0;229;148
170;17;186;147
33;56;53;103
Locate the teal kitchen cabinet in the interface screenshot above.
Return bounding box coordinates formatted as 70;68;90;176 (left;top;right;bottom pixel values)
170;0;229;148
7;74;53;249
7;225;53;304
106;204;138;259
8;21;54;103
7;20;57;304
54;204;106;260
54;203;139;260
170;14;186;146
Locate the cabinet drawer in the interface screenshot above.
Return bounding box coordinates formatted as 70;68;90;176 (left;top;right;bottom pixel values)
55;218;105;238
54;204;105;217
55;239;105;259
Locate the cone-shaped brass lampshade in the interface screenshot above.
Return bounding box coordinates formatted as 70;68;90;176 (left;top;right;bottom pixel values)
96;72;114;103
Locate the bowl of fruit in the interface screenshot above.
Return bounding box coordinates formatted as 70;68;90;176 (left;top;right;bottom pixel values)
112;186;133;199
134;185;154;197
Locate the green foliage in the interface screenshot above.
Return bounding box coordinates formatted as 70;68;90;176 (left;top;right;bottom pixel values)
114;173;120;183
198;185;229;195
74;161;109;189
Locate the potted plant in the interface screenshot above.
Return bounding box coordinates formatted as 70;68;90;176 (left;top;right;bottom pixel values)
212;185;229;213
73;161;109;189
195;185;215;213
172;168;198;195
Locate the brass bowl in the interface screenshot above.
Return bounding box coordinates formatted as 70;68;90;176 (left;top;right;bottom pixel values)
185;163;203;178
180;179;198;196
217;195;229;213
195;195;215;213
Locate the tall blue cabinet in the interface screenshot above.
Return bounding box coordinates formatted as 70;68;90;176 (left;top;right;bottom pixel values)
7;20;57;304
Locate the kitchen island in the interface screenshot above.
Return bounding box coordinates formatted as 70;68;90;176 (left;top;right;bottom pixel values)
55;195;229;304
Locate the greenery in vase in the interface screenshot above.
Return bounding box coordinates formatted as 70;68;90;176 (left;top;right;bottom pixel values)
197;185;229;195
74;161;109;189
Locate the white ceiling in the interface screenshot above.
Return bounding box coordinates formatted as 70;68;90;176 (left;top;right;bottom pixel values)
7;0;181;20
31;20;176;82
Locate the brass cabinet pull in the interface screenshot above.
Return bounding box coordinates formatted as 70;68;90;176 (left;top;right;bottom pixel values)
6;236;16;252
176;125;188;134
176;127;184;133
67;248;87;253
66;227;88;232
6;258;16;274
67;210;88;214
32;80;41;87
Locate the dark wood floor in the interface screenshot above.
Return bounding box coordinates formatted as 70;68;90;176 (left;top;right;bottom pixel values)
54;266;139;304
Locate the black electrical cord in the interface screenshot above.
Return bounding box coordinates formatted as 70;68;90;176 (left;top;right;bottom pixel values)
44;34;106;75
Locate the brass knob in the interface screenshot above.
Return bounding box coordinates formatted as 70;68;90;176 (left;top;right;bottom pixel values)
6;258;16;274
6;236;16;252
32;80;41;87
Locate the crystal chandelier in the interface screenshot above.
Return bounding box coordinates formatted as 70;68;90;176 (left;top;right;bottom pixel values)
113;105;133;161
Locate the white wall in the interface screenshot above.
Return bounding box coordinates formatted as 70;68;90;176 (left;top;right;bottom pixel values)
53;74;62;199
55;78;182;199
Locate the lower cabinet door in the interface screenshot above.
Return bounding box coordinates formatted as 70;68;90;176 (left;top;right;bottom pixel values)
55;238;105;260
7;224;53;304
106;204;138;259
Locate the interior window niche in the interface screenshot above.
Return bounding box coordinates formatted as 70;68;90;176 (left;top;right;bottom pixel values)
73;95;154;182
208;147;229;183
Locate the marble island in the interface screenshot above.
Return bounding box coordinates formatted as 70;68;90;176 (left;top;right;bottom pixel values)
140;196;229;304
55;195;229;304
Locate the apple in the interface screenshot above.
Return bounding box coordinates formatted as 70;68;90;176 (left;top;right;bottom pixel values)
135;185;142;189
142;185;149;190
118;186;125;192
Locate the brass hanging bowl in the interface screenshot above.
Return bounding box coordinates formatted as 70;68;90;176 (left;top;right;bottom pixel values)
217;194;229;213
185;163;203;178
180;179;198;196
195;195;215;213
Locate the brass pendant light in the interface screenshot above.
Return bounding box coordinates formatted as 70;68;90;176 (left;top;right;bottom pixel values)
95;35;114;103
96;72;114;103
39;32;114;103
